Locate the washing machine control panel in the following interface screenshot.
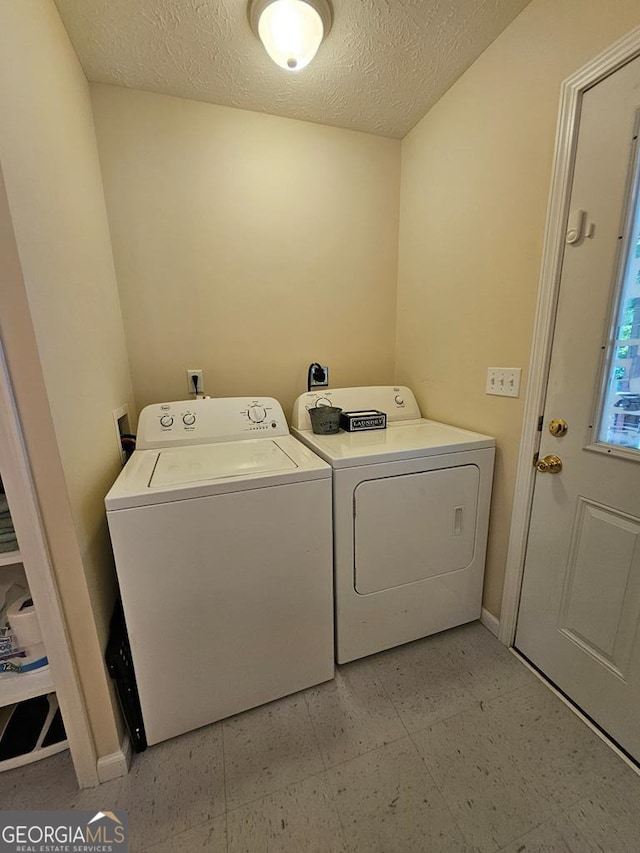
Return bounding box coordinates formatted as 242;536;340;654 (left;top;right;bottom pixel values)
136;397;290;450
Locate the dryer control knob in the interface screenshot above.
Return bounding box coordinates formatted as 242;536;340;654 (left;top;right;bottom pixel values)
248;405;266;423
160;415;174;427
395;395;404;406
183;413;196;426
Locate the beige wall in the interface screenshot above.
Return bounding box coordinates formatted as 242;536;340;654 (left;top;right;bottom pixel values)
0;2;135;757
396;0;640;617
90;85;400;414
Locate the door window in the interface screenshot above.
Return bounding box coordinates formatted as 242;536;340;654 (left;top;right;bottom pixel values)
597;131;640;451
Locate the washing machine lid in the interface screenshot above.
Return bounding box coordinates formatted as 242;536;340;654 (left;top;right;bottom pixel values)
105;435;330;510
150;441;296;488
292;419;495;468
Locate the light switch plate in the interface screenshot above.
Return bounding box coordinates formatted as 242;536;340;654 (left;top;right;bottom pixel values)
486;367;521;398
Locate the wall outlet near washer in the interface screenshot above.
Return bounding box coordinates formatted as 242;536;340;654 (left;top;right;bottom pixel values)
186;369;204;395
309;365;329;389
486;367;521;398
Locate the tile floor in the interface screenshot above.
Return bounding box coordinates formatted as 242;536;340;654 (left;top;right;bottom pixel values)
2;622;639;852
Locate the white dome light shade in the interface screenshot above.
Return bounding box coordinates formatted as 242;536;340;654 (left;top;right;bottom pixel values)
252;0;331;71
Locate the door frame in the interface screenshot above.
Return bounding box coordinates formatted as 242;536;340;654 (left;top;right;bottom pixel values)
499;25;640;647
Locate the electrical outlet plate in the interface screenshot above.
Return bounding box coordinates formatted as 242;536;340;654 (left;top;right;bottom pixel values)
486;367;521;398
309;365;329;389
186;369;204;395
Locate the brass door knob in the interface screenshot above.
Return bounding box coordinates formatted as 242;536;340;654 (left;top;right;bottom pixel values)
549;418;568;437
536;454;563;474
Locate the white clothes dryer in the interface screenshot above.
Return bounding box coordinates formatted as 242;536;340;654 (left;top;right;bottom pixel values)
291;386;495;664
106;397;333;745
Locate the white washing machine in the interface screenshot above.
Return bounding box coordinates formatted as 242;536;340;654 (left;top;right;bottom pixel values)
291;386;495;664
105;396;334;745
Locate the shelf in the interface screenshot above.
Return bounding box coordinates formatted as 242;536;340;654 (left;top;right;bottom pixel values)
0;738;67;772
0;666;53;710
0;693;68;773
0;550;21;567
1;350;79;779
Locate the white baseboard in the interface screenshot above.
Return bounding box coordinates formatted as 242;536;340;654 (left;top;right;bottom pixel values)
480;607;499;637
96;733;132;783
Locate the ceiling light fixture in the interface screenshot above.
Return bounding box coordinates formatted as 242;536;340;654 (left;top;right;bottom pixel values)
249;0;332;72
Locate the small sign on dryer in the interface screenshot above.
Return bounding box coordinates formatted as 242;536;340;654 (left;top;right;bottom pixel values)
340;410;387;432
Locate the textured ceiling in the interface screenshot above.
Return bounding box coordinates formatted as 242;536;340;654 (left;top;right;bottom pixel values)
55;0;531;139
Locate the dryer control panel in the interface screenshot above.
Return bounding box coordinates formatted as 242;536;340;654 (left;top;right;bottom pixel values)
136;397;289;450
291;386;421;432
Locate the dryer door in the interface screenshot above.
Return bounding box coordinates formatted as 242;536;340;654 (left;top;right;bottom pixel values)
354;465;480;594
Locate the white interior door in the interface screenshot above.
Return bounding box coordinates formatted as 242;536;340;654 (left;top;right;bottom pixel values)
516;55;640;762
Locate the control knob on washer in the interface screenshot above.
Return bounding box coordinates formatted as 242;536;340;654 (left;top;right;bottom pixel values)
248;405;266;423
183;413;196;426
395;395;404;406
160;415;174;427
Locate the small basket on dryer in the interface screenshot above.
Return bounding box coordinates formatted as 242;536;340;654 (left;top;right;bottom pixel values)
309;406;342;435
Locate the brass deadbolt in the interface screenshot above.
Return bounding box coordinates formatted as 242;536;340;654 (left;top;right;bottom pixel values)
549;418;568;437
536;454;563;474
